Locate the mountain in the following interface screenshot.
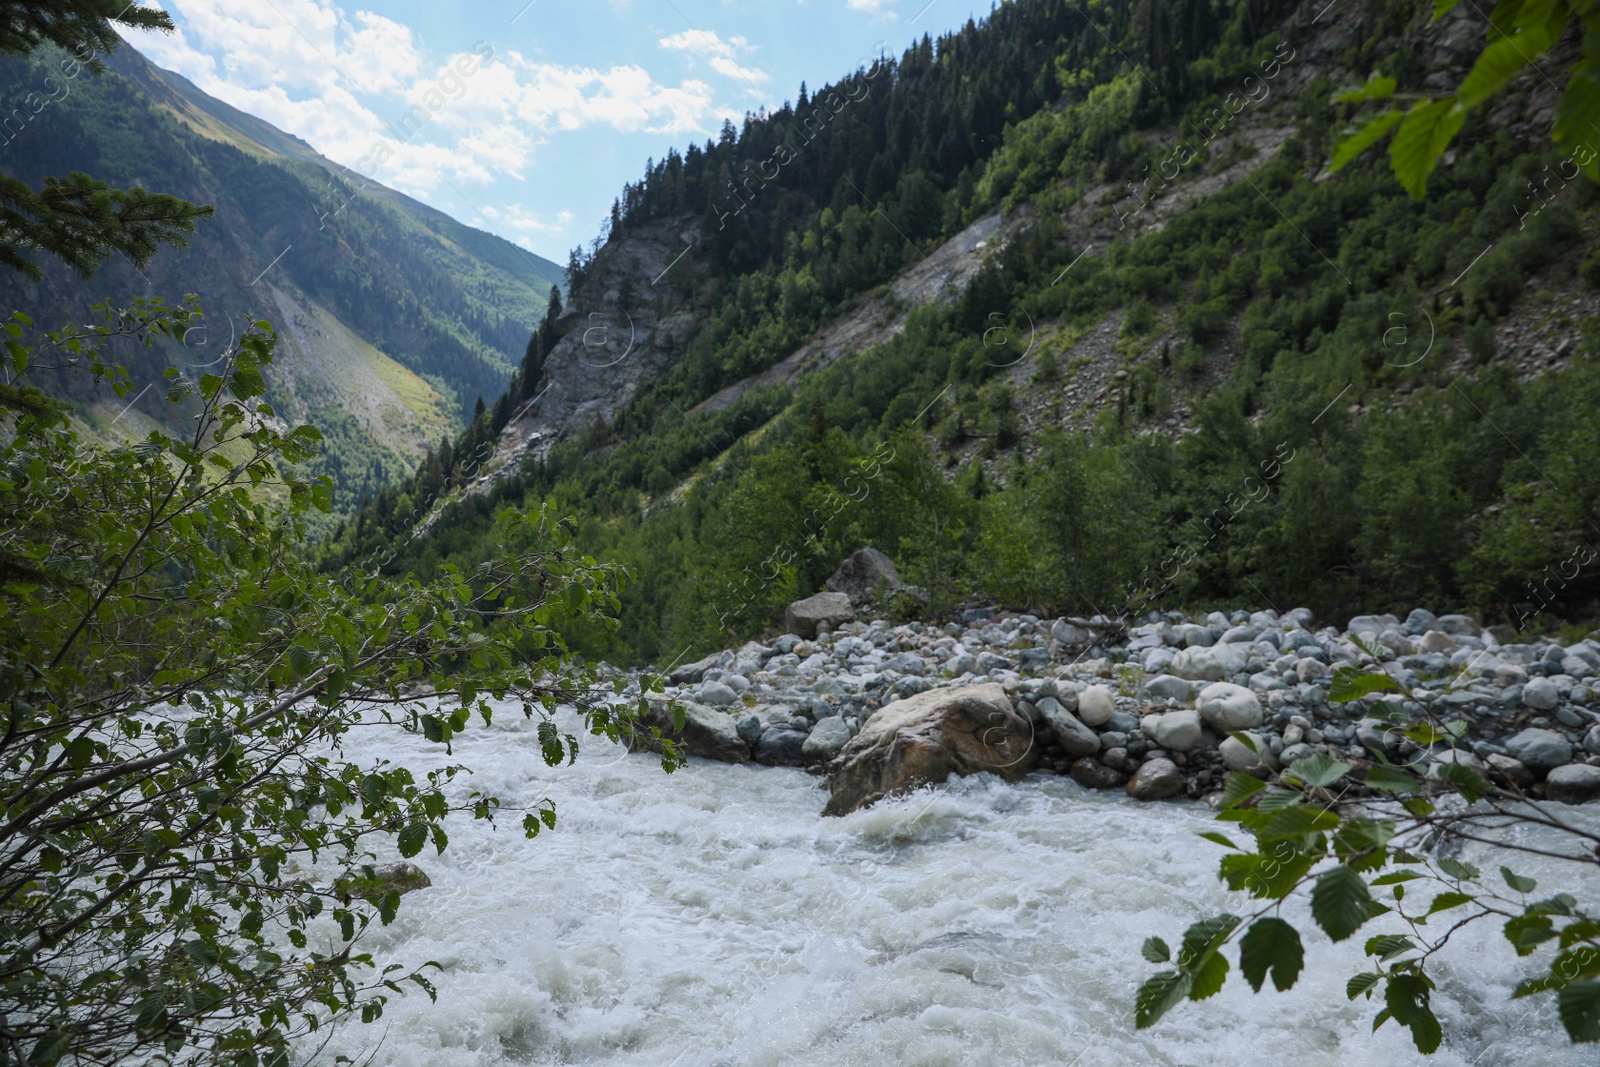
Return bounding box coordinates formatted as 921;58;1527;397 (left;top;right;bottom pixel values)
0;42;563;514
334;0;1600;663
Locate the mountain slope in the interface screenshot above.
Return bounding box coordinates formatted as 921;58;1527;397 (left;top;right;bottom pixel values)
0;42;562;513
335;0;1600;663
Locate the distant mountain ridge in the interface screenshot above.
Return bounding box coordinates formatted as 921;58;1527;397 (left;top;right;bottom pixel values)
0;41;563;515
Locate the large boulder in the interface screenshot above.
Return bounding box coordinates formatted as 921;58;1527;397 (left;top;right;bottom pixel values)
1147;710;1203;752
826;548;912;607
1075;685;1117;726
1126;758;1184;800
1505;728;1573;772
1037;699;1099;758
1196;682;1264;733
626;697;751;763
1171;646;1247;682
1544;764;1600;804
1219;732;1278;774
802;716;853;763
755;726;810;766
338;861;432;902
784;591;855;639
821;683;1037;816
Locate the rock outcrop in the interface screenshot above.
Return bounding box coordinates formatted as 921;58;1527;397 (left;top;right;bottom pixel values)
822;683;1037;816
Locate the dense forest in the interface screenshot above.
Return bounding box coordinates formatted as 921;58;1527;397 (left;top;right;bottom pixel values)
328;0;1600;667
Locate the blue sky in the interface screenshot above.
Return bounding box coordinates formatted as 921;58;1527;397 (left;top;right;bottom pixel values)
125;0;990;264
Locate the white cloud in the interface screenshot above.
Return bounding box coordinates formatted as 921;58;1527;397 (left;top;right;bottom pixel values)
658;29;769;83
847;0;897;14
126;0;726;201
658;30;753;57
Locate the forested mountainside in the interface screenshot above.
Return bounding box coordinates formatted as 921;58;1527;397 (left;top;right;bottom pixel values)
0;44;562;513
328;0;1600;666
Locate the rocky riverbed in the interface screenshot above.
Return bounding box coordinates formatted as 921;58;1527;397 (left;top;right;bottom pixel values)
614;604;1600;812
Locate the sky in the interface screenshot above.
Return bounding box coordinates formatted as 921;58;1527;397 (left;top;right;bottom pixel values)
123;0;991;265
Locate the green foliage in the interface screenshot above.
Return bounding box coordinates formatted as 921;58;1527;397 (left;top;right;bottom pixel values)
1334;0;1598;195
1140;661;1600;1053
0;300;679;1064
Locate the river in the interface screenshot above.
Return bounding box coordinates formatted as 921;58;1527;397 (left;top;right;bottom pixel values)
301;701;1592;1066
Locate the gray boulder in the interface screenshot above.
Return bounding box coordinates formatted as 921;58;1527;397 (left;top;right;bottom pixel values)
1142;675;1196;703
784;591;855;639
1126;758;1184;800
802;716;853;763
822;683;1037;816
339;861;432;902
735;714;764;745
1171;646;1247;682
668;650;726;685
1196;682;1264;733
1147;710;1203;752
756;726;810;766
826;548;912;607
1219;732;1278;774
1521;676;1560;711
1075;685;1117;726
1505;728;1573;772
1544;764;1600;804
1069;758;1125;790
627;697;751;763
695;679;740;706
1039;699;1099;758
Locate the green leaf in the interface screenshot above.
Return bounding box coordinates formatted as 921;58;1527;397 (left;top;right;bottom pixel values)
1558;982;1600;1043
287;644;315;679
1389;98;1467;199
1330;666;1403;702
1362;765;1420;793
1190;950;1230;1001
1285;753;1354;788
1334;74;1399;104
1554;65;1600;179
1505;913;1557;956
1370;871;1424;887
1432;0;1463;17
1386;973;1442;1053
1458;0;1563;107
1426;891;1475;917
1501;867;1537;893
1220;772;1266;809
1312;865;1375;942
396;823;428;859
1142;936;1171;963
1135;971;1192;1029
1439;857;1480;882
1347;972;1381;1000
1239;917;1304;993
1434;760;1495;800
1365;934;1415;961
29;1032;71;1066
1198;831;1240;850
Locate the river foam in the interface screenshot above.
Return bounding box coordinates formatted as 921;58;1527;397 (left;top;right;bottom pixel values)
302;701;1591;1066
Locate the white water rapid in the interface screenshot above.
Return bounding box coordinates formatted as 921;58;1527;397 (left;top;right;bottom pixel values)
301;702;1594;1066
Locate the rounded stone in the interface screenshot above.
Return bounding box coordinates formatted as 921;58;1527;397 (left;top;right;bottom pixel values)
1126;757;1184;800
1219;732;1278;774
1148;710;1203;753
1521;676;1560;711
1505;728;1574;772
1544;763;1600;804
1076;685;1117;726
1196;682;1264;733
